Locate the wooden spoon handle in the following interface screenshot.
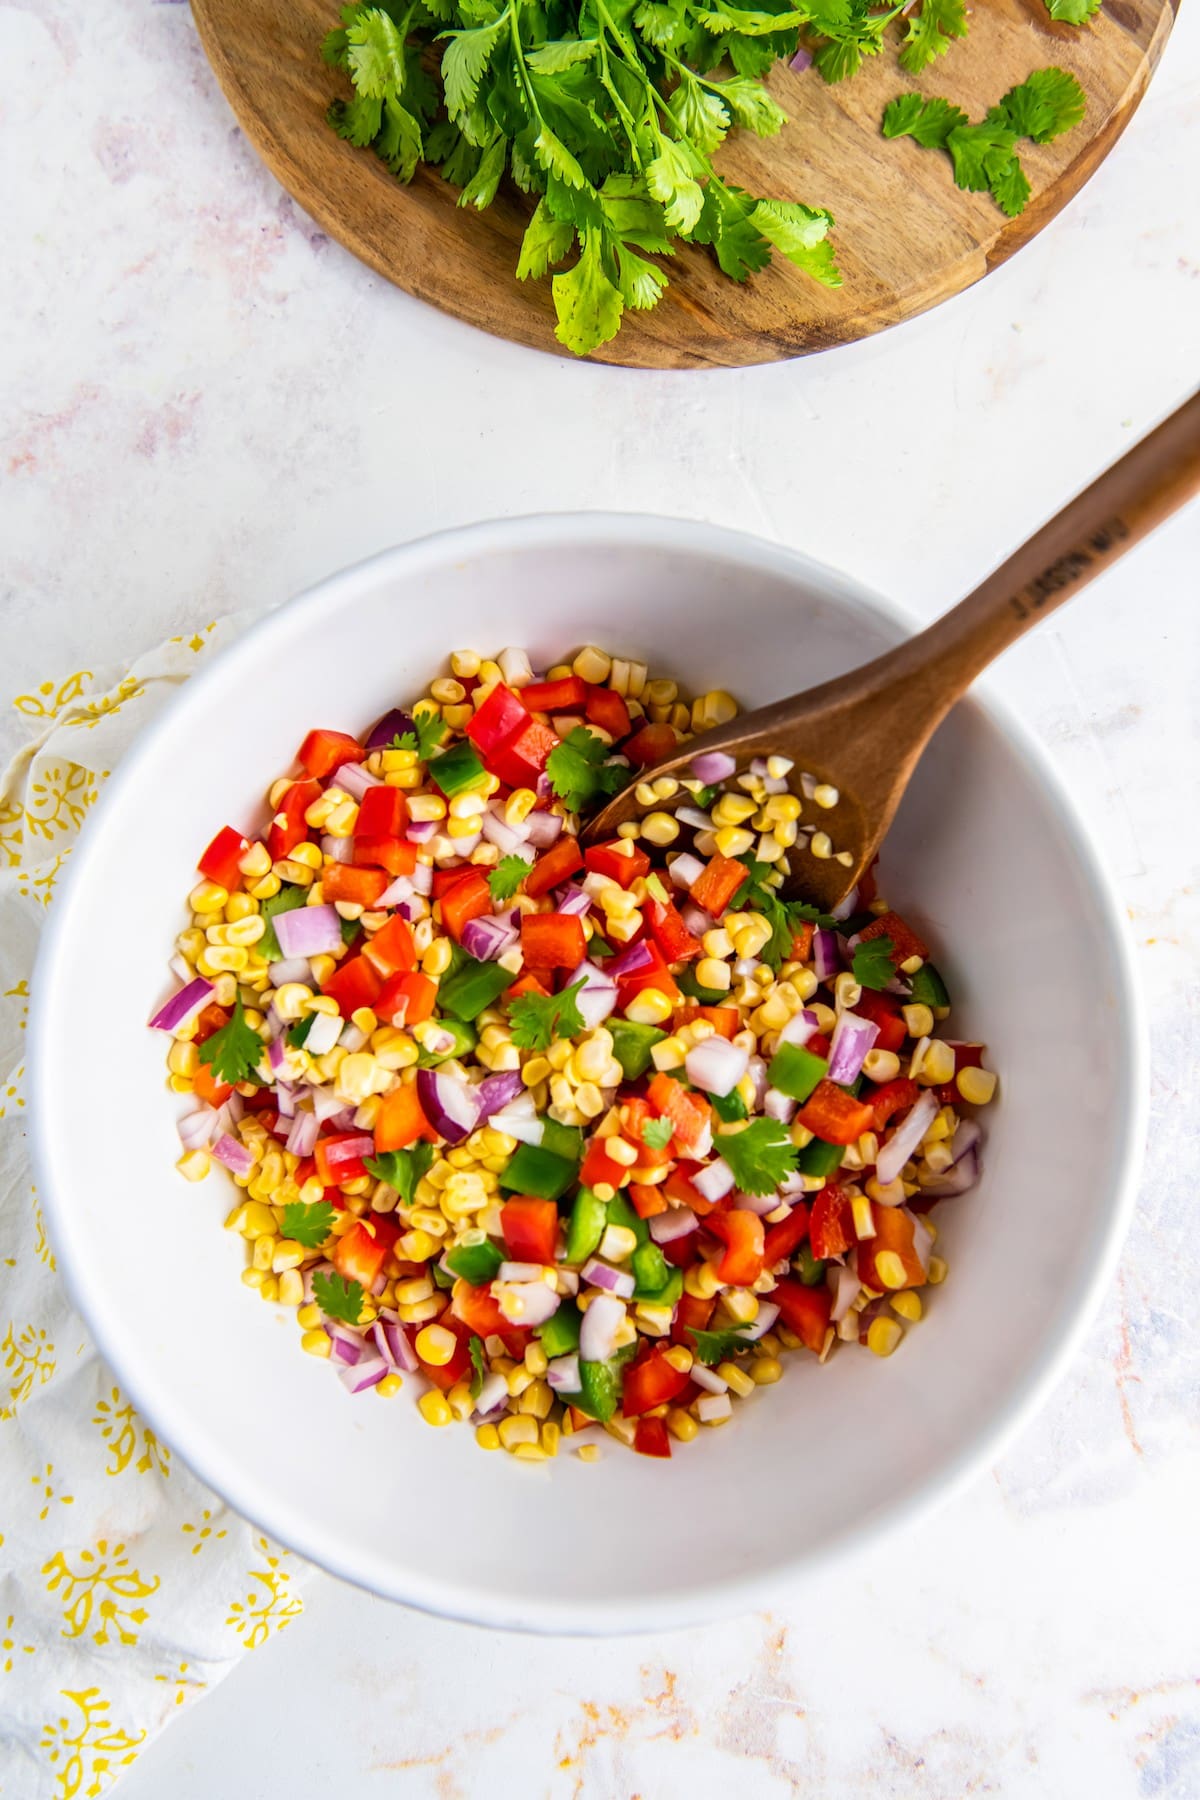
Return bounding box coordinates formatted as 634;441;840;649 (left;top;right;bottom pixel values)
875;389;1200;712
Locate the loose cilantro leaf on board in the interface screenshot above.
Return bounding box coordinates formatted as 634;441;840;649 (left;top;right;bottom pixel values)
509;978;588;1051
468;1334;487;1400
365;1143;434;1205
716;1118;798;1195
545;728;628;814
642;1117;675;1151
687;1323;756;1365
991;67;1088;142
882;93;969;148
851;936;896;991
197;996;264;1087
488;855;530;905
313;1270;365;1326
1044;0;1102;21
898;0;967;74
280;1200;337;1249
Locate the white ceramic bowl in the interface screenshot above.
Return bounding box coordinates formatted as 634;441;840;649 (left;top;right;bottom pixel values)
32;515;1145;1634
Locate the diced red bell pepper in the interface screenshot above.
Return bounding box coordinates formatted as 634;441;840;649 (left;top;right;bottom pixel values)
373;1081;437;1151
664;1161;710;1215
506;971;550;1001
772;1278;833;1353
314;1132;372;1186
868;1078;920;1133
267;778;322;861
584;840;650;889
520;912;586;971
661;1230;700;1269
366;1213;402;1257
855;988;908;1054
439;869;493;943
628;1182;669;1219
298;729;365;780
362;913;417;979
623;722;678;768
790;922;815;962
375;970;437;1027
193;1001;230;1043
808;1184;855;1260
706;1209;765;1286
522;836;583;899
465;683;529;759
761;1200;811;1269
500;1197;559;1265
351;835;417;878
674;1004;739;1040
616;942;680;1006
356;785;410;838
857;1204;925;1291
647;1073;711;1158
522;676;588;712
432;866;476;900
451;1279;509;1339
633;1416;672;1458
192;1062;232;1109
198;825;249;891
417;1319;475;1392
644;896;702;965
579;1138;629;1193
857;910;929;966
322;953;383;1018
322;864;390;908
332;1221;386;1288
622;1347;692;1417
585;685;631;739
490;719;560;790
951;1043;985;1071
672;1290;715;1346
689;853;746;919
796;1079;875;1146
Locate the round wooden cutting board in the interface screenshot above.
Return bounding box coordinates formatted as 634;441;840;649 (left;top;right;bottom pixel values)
191;0;1173;368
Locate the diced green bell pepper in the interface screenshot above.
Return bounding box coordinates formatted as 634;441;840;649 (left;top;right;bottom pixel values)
444;1233;504;1286
677;966;729;1006
564;1188;607;1264
710;1087;747;1123
417;1018;478;1066
797;1137;844;1178
575;1357;621;1423
428;739;486;797
608;1018;667;1081
501;1142;577;1201
630;1243;682;1306
536;1299;582;1357
795;1243;827;1287
339;915;362;946
540;1119;583;1165
769;1042;828;1103
910;962;950;1008
438;956;514;1021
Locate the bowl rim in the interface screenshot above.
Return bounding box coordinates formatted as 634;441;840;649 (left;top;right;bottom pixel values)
29;512;1148;1635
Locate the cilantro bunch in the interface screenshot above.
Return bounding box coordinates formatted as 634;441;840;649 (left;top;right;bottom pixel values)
323;0;841;356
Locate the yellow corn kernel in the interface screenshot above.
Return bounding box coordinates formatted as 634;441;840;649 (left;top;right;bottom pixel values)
711;794;757;829
249;871;281;901
890;1290;923;1323
684;1262;723;1300
498;1413;539;1450
811;782;838;810
238;840;271;880
958;1065;998;1105
175;1149;210;1182
167;1040;200;1078
624;987;674;1026
721;1288;759;1326
873;1251;910;1291
517;1379;553;1420
503;787;538;829
867;1316;904;1358
448;647;480;680
569;644;609;683
863;1048;901;1084
695;957;733;994
300;1328;331;1358
666;1407;699;1443
902;1001;933;1039
395;1275;434;1305
713;826;755;860
718;1361;756;1398
522;1055;551;1087
475;1422;501;1450
397;1297;442;1325
414;1324;458;1367
851;1194;875;1240
749;1355;782;1386
418;1390;453;1427
189;880;228;914
640;811;680;847
927;1255;948;1285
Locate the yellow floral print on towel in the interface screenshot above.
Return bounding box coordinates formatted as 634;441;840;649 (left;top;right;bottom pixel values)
0;621;309;1799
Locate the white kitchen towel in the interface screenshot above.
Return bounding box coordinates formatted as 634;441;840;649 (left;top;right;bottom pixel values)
0;618;311;1800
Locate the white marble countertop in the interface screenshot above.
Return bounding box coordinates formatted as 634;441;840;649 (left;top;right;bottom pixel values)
5;0;1199;1792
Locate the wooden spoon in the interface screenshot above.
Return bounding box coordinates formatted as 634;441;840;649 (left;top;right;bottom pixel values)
585;392;1200;912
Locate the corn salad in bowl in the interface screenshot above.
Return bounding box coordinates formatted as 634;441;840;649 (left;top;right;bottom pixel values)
151;641;998;1464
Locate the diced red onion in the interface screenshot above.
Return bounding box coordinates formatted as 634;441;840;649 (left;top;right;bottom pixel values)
919;1145;981;1198
325;1323;366;1365
778;1169;809;1199
827;1011;879;1085
764;1087;797;1124
305;1012;343;1057
409;860;433;897
581;1258;635;1299
733;956;760;979
547;1353;581;1392
692;1158;735;1203
680;902;713;937
476;1070;525;1119
148;975;214;1033
376;1311;419;1371
813;929;839;982
325;1133;376;1174
268;958;312;990
339;1356;388;1394
685;1037;748;1097
779;1008;820;1048
830;1262;861;1322
376;876;415;911
168;952;192;985
177;1109;219;1151
473;1371;508;1417
676;805;713;831
497;1280;561;1325
691;1118;713;1162
649;1205;696;1243
691;751;737;784
405;819;440;843
908;1210;934;1275
450;831;482;858
273;1076;295;1116
212;1133;254;1177
365;708;416;751
461;913;519;962
747;1055;768;1107
338;1023;368;1054
220;1092;244;1127
606;940;653;979
789;43;813;71
267;1037;289;1077
524;810;564;848
876;1089;939;1185
286;1110;319;1157
947;1118;982;1166
741;1300;781;1341
831;886;860;922
690;1363;728;1395
555;884;592;917
333;762;383;802
737;1190;779;1217
667;852;705;890
320;834;352;864
274;904;343;961
416;1067;480;1144
498;1260;545;1283
566;959;618;1029
489;1099;545;1146
579;1292;625;1362
480;808;530;855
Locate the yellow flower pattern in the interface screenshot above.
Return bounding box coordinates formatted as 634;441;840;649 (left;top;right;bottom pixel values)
226;1537;304;1649
44;1540;161;1647
93;1386;171;1480
3;620;308;1792
40;1686;147;1798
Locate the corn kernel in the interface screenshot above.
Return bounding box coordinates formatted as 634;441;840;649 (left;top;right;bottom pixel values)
927;1255;948;1285
867;1316;904;1357
903;1002;934;1039
624;987;674;1026
415;1324;457;1366
498;1413;539;1450
813;783;839;809
666;1407;699;1442
418;1390;453;1426
300;1328;331;1357
475;1422;501;1450
714;826;754;860
718;1361;756;1398
863;1048;901;1083
958;1065;998;1105
695;957;732;993
176;1149;210;1182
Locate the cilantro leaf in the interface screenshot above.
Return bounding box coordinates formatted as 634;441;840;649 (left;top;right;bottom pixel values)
365;1143;434;1205
898;0;967;74
287;1012;316;1049
198;996;265;1087
392;712;445;762
552;232;625;357
882;92;969;148
1044;0;1101;23
731;857;833;971
345;8;407;98
313;1270;364;1326
642;1117;675;1151
516;199;577;281
687;1323;756;1365
987;154;1031;218
993;67;1086;143
468;1334;487;1400
280;1200;337;1249
488;855;529;904
259;884;308;961
946;119;1019;193
748;199;841;288
509;978;588;1051
715;1119;798;1196
851;935;895;991
545;727;628;814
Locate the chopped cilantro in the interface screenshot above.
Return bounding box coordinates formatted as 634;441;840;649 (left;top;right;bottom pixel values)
287;1012;316;1049
715;1118;798;1196
468;1334;487;1400
852;936;896;992
686;1324;756;1365
641;1116;675;1151
365;1143;434;1205
545;727;628;814
731;857;836;971
488;855;529;904
393;711;445;761
280;1200;336;1248
509;977;587;1051
197;995;265;1087
312;1269;364;1326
